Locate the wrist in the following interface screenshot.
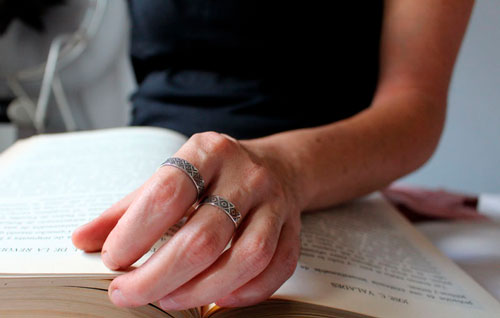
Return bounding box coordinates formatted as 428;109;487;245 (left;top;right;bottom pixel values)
240;137;312;213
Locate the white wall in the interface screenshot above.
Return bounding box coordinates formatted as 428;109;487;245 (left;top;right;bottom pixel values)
402;0;500;194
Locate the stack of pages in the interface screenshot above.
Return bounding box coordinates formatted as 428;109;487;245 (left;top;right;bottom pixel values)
1;128;499;317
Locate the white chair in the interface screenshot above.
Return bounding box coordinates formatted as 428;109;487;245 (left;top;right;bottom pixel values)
0;0;135;139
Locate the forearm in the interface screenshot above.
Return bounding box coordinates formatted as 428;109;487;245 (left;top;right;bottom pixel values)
243;89;446;212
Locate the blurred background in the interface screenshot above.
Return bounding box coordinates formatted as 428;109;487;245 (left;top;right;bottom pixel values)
0;0;498;194
0;0;134;141
402;0;500;194
0;0;499;301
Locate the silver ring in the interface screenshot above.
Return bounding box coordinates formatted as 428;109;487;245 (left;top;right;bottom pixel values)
160;157;205;199
199;195;242;228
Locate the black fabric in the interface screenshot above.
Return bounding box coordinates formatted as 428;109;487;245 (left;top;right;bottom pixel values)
128;1;384;139
0;99;10;123
0;0;66;35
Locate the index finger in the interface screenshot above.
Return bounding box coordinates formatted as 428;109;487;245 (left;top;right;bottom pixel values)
100;133;228;270
72;187;140;252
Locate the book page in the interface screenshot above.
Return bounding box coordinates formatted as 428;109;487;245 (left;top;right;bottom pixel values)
0;127;187;276
274;195;500;318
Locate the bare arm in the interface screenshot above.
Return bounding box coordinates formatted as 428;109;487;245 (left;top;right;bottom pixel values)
245;0;475;211
72;0;475;310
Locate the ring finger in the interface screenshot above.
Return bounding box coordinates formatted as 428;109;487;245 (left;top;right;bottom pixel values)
158;203;285;310
99;140;222;271
107;186;256;307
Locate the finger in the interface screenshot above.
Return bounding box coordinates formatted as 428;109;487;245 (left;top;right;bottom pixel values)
157;204;284;310
72;188;139;252
107;187;254;307
100;133;230;270
100;166;203;270
215;220;301;308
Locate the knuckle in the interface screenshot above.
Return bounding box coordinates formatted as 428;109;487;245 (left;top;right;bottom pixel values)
148;174;179;203
240;235;275;272
192;131;237;155
188;132;208;144
250;168;287;205
263;209;284;236
152;169;176;188
183;230;223;266
245;164;271;190
132;175;183;223
117;275;154;306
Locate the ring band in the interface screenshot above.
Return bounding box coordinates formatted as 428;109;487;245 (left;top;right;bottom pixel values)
199;195;242;228
160;157;205;199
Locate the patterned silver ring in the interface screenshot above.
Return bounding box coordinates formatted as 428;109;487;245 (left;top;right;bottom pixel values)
199;195;242;228
160;157;205;199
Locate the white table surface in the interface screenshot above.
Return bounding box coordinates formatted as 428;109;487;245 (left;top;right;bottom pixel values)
417;220;500;301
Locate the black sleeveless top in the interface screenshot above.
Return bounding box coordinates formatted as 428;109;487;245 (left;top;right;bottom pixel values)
128;1;384;139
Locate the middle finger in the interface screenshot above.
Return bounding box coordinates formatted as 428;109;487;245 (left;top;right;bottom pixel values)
100;143;221;271
107;187;254;307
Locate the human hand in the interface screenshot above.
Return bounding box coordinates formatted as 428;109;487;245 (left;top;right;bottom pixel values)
72;132;303;310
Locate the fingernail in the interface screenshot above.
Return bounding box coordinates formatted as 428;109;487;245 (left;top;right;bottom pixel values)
159;297;182;310
102;250;120;270
110;288;128;307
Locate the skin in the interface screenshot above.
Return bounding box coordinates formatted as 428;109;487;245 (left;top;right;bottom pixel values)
72;0;475;311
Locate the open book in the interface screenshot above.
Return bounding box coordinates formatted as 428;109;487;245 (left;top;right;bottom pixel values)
0;127;499;318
